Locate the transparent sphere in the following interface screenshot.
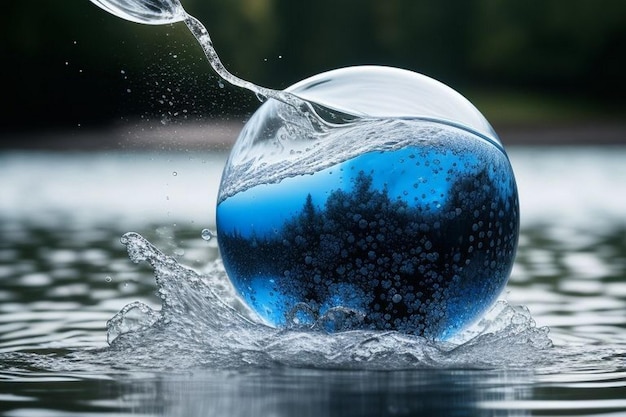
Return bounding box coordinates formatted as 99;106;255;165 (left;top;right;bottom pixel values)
216;66;519;340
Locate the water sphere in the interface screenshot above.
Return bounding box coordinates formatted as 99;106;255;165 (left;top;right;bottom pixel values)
217;66;519;340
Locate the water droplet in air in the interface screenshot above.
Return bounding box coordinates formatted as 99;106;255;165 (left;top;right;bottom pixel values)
201;229;216;241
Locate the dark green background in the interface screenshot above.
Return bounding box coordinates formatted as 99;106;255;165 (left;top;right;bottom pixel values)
2;0;625;135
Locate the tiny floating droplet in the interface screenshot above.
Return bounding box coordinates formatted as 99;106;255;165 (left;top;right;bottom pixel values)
105;276;112;283
201;229;217;241
172;171;178;176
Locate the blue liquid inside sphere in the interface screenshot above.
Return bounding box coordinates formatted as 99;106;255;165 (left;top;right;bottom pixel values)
216;67;519;339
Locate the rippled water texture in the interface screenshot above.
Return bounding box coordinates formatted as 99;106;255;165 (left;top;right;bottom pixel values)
0;148;625;416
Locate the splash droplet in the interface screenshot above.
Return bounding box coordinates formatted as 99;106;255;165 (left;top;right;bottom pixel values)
201;229;216;241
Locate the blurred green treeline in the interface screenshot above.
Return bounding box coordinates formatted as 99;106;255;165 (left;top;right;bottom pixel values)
3;0;625;133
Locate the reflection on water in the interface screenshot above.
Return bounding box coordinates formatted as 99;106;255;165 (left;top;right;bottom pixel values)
100;369;535;417
0;367;535;417
0;147;625;416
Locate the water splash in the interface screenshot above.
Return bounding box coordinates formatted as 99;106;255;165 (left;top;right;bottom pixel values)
102;232;552;370
87;0;544;367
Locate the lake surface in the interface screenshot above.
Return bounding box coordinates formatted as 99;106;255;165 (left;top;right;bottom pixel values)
0;146;625;416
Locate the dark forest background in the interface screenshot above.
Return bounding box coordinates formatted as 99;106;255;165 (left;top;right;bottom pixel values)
2;0;625;137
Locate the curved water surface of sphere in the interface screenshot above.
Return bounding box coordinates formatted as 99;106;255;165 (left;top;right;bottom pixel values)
216;66;519;340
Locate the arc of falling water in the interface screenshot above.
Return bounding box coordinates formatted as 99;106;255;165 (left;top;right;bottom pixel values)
88;0;332;126
182;15;287;104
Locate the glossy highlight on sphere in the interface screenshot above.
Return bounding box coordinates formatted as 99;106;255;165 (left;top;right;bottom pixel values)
216;66;519;340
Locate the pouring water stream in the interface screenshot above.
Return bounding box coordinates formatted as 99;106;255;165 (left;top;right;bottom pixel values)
89;0;360;129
